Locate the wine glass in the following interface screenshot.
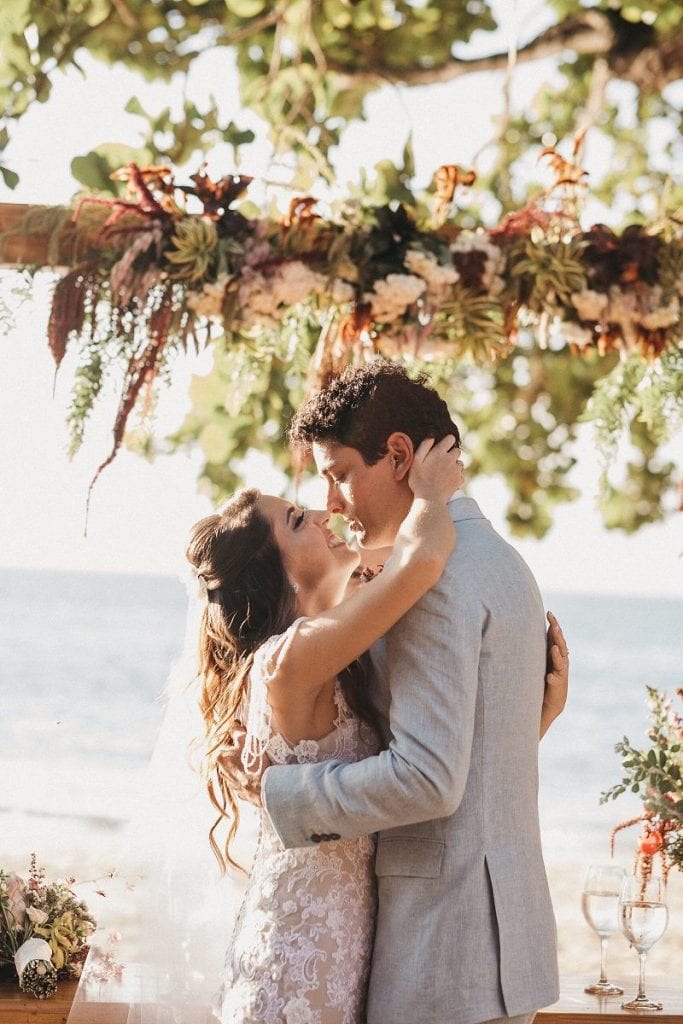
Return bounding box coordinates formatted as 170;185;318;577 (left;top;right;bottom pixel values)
581;863;625;995
619;874;668;1011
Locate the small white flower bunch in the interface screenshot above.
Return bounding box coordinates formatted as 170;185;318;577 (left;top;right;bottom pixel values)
571;288;608;323
640;289;680;331
404;248;459;302
363;273;426;323
186;272;233;320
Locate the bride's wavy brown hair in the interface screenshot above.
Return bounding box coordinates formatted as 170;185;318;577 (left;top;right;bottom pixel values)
186;488;379;873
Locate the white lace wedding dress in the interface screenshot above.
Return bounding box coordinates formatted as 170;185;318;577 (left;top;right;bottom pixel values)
214;623;378;1024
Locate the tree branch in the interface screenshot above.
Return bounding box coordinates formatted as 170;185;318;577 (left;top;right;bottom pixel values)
325;10;683;94
222;4;287;48
327;11;614;87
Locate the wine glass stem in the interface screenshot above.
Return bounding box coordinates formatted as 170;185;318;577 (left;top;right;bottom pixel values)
599;937;610;984
637;952;648;1000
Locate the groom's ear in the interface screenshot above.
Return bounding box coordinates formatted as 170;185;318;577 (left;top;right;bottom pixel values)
386;433;414;481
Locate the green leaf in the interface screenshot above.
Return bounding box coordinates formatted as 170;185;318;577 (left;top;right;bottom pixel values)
0;165;19;190
83;0;111;27
0;0;31;35
322;0;352;28
199;422;234;463
71;143;153;194
402;133;415;180
224;121;256;155
224;0;266;16
124;96;148;118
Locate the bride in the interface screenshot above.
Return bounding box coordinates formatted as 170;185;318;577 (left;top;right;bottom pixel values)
183;437;567;1024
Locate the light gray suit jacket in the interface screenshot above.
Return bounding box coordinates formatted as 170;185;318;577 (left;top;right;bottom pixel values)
263;498;559;1024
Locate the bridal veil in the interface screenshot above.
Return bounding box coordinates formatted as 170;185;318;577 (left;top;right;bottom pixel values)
66;578;258;1024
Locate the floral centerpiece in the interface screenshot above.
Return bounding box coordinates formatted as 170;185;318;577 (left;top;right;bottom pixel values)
0;855;96;998
601;686;683;880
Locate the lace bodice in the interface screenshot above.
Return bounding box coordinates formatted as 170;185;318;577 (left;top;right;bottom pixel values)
215;624;378;1024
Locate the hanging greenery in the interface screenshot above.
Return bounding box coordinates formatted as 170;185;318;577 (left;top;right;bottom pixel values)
2;150;681;515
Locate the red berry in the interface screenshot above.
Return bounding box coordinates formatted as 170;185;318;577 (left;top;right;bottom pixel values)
638;830;663;855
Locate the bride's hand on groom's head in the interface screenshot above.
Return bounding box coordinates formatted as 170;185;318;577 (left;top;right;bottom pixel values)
217;725;268;807
408;435;463;502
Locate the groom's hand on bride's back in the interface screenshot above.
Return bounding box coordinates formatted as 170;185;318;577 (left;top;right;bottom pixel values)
217;725;266;807
540;611;569;738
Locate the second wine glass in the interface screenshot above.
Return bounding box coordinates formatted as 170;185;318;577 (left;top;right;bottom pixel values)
619;874;668;1012
581;863;625;995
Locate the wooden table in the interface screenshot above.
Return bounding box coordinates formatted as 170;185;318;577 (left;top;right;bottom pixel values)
539;977;683;1023
0;978;79;1024
0;977;131;1023
1;974;681;1024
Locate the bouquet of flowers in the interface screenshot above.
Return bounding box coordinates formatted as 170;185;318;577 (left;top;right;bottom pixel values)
601;686;683;880
0;855;96;998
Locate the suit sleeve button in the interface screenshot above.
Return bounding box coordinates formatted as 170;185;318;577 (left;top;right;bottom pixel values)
310;833;321;843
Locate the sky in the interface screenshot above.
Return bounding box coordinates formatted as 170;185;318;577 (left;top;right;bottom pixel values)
0;3;680;597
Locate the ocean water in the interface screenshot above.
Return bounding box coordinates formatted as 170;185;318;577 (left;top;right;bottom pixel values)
1;567;682;975
1;566;681;853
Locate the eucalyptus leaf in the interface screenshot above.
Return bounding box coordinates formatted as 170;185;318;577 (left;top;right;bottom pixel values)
0;165;19;189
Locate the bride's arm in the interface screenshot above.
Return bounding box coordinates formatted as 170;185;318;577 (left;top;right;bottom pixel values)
268;436;462;702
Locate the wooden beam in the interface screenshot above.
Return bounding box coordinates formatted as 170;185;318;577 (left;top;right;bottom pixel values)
0;201;104;269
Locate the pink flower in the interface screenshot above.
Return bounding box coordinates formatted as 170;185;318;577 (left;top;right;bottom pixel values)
5;874;27;929
26;905;49;925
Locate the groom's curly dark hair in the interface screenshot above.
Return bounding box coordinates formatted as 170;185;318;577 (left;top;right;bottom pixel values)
289;360;461;464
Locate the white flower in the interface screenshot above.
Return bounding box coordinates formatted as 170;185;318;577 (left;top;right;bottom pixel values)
364;273;426;323
606;286;639;346
571;288;608;322
404;249;459;299
283;997;317;1024
26;905;49;925
641;295;679;330
450;229;485;255
186;273;231;319
238;270;282;324
242;237;272;267
272;260;327;306
450;230;505;265
561;321;593;349
329;278;355;304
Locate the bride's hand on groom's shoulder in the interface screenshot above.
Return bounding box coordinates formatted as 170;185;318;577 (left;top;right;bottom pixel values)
217;726;268;807
408;435;463;503
541;611;569;736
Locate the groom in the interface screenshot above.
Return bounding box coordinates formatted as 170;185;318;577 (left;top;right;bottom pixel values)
262;361;561;1024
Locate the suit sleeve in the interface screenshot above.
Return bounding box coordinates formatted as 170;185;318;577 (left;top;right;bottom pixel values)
262;555;484;848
